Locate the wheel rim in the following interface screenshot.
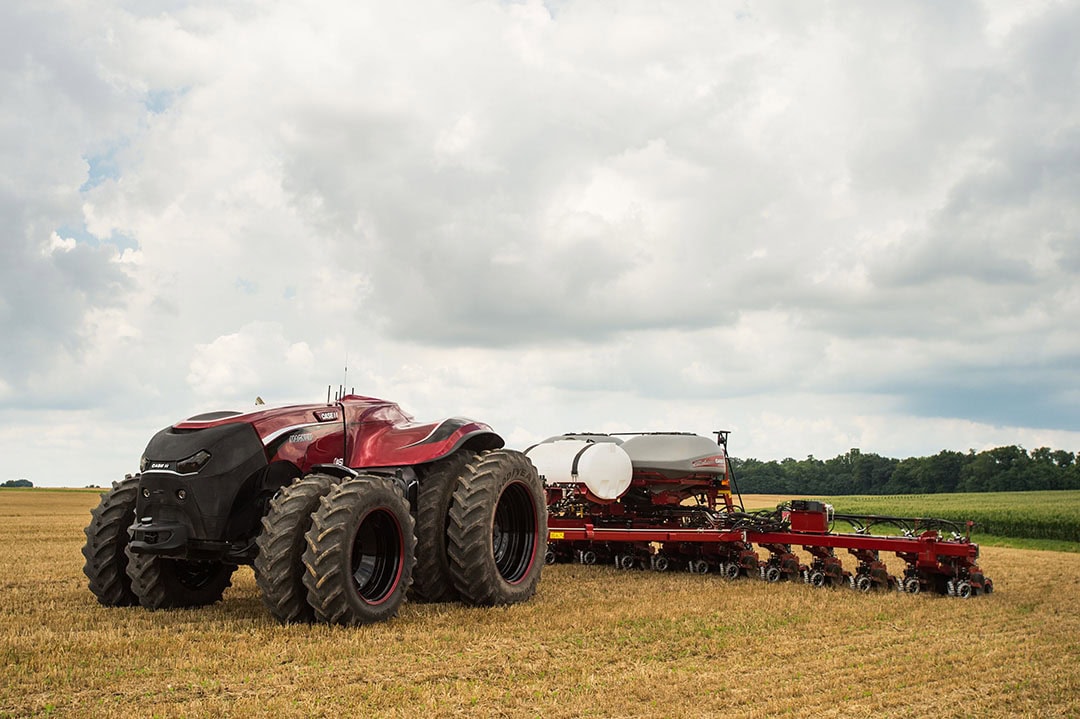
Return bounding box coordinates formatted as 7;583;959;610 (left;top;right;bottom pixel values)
350;508;403;605
174;560;219;590
491;481;537;584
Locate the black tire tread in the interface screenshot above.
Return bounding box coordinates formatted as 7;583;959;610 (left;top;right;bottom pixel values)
446;449;546;606
411;450;477;603
125;552;237;610
254;473;336;623
82;476;140;606
302;476;416;625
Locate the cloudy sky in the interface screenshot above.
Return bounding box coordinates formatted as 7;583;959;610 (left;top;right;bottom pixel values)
2;1;1078;487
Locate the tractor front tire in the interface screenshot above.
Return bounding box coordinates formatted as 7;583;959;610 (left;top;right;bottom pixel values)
411;450;476;603
254;473;336;623
447;449;546;606
125;552;237;610
302;477;415;625
82;476;140;606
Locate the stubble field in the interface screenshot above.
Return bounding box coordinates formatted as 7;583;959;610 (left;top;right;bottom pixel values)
2;488;1079;718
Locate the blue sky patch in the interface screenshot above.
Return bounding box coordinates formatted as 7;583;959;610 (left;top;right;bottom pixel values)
80;148;123;192
145;87;185;114
56;223;138;253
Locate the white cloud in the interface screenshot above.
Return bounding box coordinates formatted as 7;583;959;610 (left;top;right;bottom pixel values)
1;0;1079;486
187;322;320;403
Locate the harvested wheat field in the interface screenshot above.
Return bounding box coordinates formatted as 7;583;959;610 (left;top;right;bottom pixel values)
2;488;1078;718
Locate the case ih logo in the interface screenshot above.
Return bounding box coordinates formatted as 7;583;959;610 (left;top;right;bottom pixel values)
316;411;338;421
691;455;725;468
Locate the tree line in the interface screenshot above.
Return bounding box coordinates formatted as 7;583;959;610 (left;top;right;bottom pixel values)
730;445;1080;495
1;479;33;488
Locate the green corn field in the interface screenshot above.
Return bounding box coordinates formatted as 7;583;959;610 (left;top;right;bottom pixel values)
818;490;1080;543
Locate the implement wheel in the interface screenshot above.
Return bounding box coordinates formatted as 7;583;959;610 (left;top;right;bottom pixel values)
254;473;335;623
303;477;415;625
82;476;140;606
447;449;546;606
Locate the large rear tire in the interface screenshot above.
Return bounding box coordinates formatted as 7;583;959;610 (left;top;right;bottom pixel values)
82;476;140;606
447;449;546;606
302;477;415;625
254;473;336;623
125;552;237;610
411;450;476;603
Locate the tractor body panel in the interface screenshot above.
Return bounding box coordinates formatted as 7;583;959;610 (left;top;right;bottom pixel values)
130;394;503;562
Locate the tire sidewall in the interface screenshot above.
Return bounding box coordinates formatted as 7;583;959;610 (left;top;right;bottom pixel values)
305;478;415;625
468;455;546;604
343;503;406;613
495;477;542;594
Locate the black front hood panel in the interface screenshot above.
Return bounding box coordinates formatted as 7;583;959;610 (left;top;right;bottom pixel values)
133;422;268;552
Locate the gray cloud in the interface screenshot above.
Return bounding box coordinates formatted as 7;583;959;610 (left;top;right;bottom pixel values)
2;1;1080;484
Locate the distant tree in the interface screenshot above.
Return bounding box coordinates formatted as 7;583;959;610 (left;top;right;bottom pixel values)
899;450;969;494
732;443;1076;495
1;479;33;488
730;458;784;493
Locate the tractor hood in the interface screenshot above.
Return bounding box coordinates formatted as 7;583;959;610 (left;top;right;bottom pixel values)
163;394;503;471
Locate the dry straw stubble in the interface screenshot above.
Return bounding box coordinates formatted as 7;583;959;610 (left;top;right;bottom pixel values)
1;488;1078;718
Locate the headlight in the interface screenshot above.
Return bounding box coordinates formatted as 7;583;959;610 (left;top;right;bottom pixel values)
139;455;148;473
177;450;212;475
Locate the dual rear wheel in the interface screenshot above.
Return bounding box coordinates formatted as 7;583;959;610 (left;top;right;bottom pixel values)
257;448;544;624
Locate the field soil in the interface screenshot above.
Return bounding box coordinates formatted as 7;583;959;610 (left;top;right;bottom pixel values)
2;488;1079;718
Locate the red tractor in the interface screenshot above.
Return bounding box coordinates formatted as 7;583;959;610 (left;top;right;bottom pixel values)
82;394;546;624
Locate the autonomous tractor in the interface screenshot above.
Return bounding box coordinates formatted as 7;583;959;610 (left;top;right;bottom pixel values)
82;393;546;625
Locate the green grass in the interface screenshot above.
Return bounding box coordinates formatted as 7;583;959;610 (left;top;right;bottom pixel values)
971;535;1080;553
821;490;1080;544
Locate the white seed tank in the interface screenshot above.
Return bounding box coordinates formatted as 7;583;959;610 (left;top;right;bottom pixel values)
525;439;633;501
